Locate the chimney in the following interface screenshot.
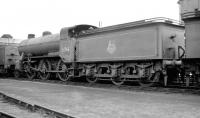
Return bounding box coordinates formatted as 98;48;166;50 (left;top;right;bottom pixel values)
28;34;35;39
42;31;52;36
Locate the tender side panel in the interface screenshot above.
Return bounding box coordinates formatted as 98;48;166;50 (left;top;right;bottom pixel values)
161;25;185;59
78;25;160;62
185;20;200;58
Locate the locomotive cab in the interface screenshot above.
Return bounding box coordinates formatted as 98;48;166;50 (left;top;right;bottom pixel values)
59;25;97;62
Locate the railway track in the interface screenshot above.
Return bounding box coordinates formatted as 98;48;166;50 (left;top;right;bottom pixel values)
4;77;200;96
0;95;44;118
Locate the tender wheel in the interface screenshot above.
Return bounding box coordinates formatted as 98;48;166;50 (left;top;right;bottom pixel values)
111;77;125;86
56;60;70;81
86;77;98;83
139;71;161;87
38;60;51;80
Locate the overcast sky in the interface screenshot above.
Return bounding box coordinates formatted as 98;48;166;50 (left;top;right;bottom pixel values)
0;0;180;42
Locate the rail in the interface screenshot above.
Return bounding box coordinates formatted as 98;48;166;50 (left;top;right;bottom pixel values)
0;92;75;118
0;112;15;118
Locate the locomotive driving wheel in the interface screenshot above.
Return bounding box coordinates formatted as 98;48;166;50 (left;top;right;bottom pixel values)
111;77;125;86
38;60;51;80
139;71;161;87
56;60;70;81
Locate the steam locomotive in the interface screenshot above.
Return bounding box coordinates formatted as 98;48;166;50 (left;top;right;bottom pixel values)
15;17;186;87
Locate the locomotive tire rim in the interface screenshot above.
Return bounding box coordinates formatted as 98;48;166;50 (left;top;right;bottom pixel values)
86;77;98;83
56;60;70;82
111;77;125;86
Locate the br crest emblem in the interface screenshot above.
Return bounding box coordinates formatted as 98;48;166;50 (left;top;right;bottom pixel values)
107;40;116;54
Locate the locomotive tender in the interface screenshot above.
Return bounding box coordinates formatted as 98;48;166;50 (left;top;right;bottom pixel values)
17;18;185;86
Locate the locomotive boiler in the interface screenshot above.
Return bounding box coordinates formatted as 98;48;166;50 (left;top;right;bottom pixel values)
19;33;60;56
18;18;185;86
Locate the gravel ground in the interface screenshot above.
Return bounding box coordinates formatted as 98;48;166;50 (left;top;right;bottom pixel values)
0;79;200;118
